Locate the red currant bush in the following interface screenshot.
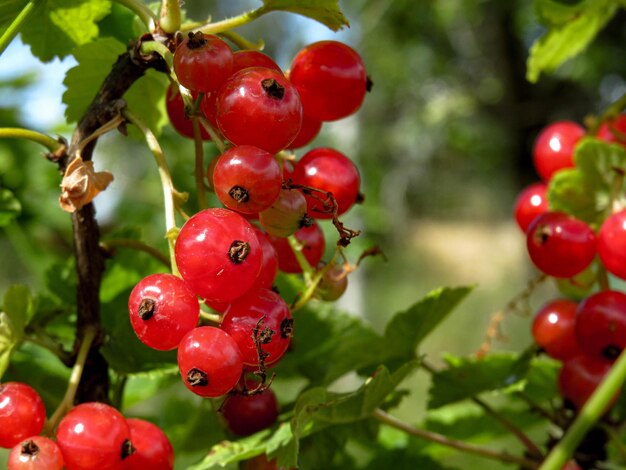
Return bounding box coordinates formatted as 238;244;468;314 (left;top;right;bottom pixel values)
221;387;279;436
526;212;596;278
128;273;200;351
175;208;263;303
173;32;233;94
259;188;311;238
0;382;46;449
532;121;585;182
269;222;326;274
177;326;243;397
123;418;174;470
8;436;64;470
212;145;282;214
292;147;361;218
513;182;549;233
221;288;293;368
289;40;368;121
531;299;579;361
575;290;626;361
55;402;133;470
216;67;303;153
598;209;626;280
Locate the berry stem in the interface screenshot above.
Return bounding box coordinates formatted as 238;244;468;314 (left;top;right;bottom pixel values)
25;331;73;366
187;5;270;35
0;127;66;153
200;310;222;324
0;0;40;56
291;249;339;312
99;238;171;268
123;109;181;276
287;235;314;281
539;348;626;470
139;40;174;73
218;31;264;51
198;116;227;154
372;408;538;469
44;326;98;435
113;0;157;29
598;266;611;291
159;0;181;33
192;117;208;209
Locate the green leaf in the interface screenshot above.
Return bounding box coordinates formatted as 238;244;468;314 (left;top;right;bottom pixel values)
383;286;473;358
0;0;29;36
2;284;34;334
63;37;126;123
261;0;349;31
548;138;626;226
0;189;21;227
124;69;168;137
534;0;588;27
20;0;112;62
0;312;18;379
527;0;618;82
428;352;533;409
365;449;455;470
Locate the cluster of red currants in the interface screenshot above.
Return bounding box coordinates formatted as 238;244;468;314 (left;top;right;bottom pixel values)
0;382;173;469
125;33;369;463
514;116;626;410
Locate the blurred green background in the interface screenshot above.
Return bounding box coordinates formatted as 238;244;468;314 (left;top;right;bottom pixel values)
2;0;626;468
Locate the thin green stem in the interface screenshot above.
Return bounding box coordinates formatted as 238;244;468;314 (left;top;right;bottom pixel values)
140;39;174;72
291;250;340;312
218;30;264;51
288;235;314;282
44;326;97;435
159;0;181;33
198;116;227;154
0;127;64;152
597;266;611;291
600;423;626;462
123;109;180;276
192;6;270;35
25;332;72;366
372;409;538;469
111;374;128;410
200;310;222;324
192;118;207;209
113;0;157;30
100;238;171;268
0;0;40;56
540;349;626;470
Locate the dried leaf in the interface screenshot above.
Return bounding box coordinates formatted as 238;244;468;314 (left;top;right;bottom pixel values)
59;157;113;212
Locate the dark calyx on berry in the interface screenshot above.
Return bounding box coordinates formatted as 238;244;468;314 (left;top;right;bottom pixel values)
280;318;294;338
228;240;250;264
121;439;135;460
300;214;314;228
261;78;285;100
186;31;208;49
21;439;39;456
229;186;250;203
187;368;209;386
603;344;622;360
138;298;157;320
366;75;374;92
533;224;551;245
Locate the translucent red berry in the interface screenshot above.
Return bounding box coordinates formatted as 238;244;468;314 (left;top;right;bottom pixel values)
526;212;596;278
212;146;282;214
55;402;132;470
175;208;262;303
251;227;279;290
0;382;46;449
128;273;200;351
532;121;584;181
268;222;326;274
221;288;293;368
315;261;348;301
558;355;613;410
177;326;243;398
123;418;174;470
513;182;548;233
597;113;626;146
531;299;579;361
288;113;322;149
232;50;281;75
289;40;367;121
221;387;279;436
259;188;311;238
165;85;211;140
8;436;64;470
598;209;626;280
216;67;303;153
173;32;233;94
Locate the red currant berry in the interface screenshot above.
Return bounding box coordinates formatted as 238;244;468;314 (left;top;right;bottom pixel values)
177;326;243;398
289;41;367;121
232;50;281;75
598;209;626;280
199;91;219;130
212;146;282;214
597;113;626;146
531;299;579;361
173;32;233;94
56;402;132;470
259;188;311;238
575;290;626;361
558;355;613;410
526;212;596;278
128;273;200;351
533;121;585;181
216;67;303;153
315;261;348;301
165;85;211;140
221;387;279;436
123;418;174;470
288;113;322;149
292;148;360;218
175;208;262;303
251;227;279;290
268;222;326;274
221;288;293;367
8;436;64;470
0;382;45;449
513;182;548;233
